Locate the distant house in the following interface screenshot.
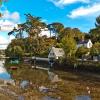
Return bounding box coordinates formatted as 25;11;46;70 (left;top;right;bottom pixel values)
77;39;93;48
48;47;65;60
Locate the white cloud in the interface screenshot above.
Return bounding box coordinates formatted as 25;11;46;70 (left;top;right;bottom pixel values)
0;5;19;49
2;10;20;21
68;3;100;18
2;10;10;19
0;20;18;31
0;35;8;44
0;7;20;32
49;0;90;7
0;35;15;50
10;12;20;21
0;35;8;49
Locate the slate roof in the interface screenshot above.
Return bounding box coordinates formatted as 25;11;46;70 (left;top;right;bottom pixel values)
51;47;65;57
78;40;89;44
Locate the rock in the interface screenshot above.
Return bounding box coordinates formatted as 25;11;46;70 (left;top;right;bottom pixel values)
39;86;49;93
4;80;16;86
20;80;30;89
51;75;62;83
48;71;55;80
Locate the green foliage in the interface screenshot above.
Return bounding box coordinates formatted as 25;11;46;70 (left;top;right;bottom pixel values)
76;46;89;58
72;28;84;41
90;42;100;56
89;15;100;43
6;45;24;57
61;36;77;58
6;14;86;60
49;22;64;38
59;27;84;42
95;15;100;28
89;28;100;43
23;14;46;37
56;43;63;48
5;38;25;58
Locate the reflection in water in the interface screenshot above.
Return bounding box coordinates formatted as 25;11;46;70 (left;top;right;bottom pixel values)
0;60;11;80
75;95;91;100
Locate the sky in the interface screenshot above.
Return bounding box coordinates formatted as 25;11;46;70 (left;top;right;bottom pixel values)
0;0;100;49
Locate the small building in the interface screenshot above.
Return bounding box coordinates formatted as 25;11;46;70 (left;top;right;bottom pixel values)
77;39;92;48
48;47;65;60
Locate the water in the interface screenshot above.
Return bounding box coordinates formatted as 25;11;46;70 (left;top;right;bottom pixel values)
0;60;11;80
75;95;91;100
42;96;60;100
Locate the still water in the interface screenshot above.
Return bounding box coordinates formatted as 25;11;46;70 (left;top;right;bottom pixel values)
0;60;11;80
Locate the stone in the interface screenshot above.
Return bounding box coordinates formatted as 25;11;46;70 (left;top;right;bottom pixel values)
48;71;55;80
39;86;49;93
20;80;30;89
51;75;61;83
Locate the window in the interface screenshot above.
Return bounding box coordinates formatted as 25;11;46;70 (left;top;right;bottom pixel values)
50;53;54;56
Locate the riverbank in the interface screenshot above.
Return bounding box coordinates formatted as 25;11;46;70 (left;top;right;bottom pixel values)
3;63;100;100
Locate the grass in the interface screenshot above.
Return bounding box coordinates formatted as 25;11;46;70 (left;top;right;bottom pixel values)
3;63;100;100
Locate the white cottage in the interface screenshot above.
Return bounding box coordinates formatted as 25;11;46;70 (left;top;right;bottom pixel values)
77;39;92;48
48;47;65;59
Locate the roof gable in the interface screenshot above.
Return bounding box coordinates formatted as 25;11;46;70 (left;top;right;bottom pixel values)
48;47;65;58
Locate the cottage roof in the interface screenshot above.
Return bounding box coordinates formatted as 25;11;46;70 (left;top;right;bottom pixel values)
78;39;91;44
51;47;65;57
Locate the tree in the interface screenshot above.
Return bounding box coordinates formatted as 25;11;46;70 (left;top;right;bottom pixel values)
89;28;100;43
6;45;24;58
90;42;100;56
48;22;64;38
89;15;100;42
8;25;24;38
5;38;25;58
23;14;46;38
84;33;91;40
76;46;89;59
23;14;47;56
95;15;100;28
59;27;84;42
72;28;84;42
60;27;72;39
61;36;77;58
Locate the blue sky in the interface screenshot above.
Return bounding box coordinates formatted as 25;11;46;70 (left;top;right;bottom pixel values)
0;0;100;47
4;0;100;32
